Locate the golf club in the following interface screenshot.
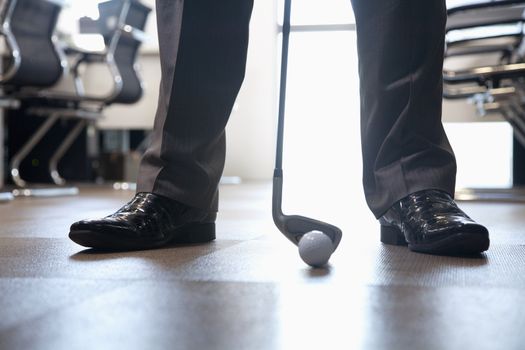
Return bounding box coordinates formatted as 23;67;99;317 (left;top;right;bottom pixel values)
272;0;343;257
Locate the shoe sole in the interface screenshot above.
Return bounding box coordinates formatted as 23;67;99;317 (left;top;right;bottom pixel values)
380;225;490;255
69;222;216;251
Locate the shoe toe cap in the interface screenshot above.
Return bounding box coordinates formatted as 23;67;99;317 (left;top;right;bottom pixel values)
70;218;133;235
70;219;94;231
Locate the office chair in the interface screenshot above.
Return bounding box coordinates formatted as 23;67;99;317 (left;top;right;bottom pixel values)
443;0;525;200
3;0;150;197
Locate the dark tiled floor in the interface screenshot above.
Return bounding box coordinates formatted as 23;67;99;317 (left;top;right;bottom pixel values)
1;183;525;349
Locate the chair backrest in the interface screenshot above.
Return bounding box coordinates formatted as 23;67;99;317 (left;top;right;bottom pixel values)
97;0;151;105
1;0;64;88
447;0;525;16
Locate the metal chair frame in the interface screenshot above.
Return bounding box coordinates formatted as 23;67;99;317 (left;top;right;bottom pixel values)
1;0;150;197
54;0;149;105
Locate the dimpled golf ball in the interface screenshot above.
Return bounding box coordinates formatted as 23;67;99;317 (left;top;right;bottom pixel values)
298;230;334;267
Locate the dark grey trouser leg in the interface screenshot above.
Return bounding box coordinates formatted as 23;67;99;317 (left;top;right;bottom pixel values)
350;0;457;218
137;0;254;211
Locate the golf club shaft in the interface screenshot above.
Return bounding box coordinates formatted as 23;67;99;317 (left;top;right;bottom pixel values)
274;0;291;173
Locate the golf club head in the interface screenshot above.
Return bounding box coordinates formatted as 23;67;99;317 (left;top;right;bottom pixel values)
272;171;343;248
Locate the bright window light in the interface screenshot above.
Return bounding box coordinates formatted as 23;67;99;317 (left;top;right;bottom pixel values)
57;0;103;35
280;0;514;220
444;122;513;189
277;0;354;26
57;0;105;51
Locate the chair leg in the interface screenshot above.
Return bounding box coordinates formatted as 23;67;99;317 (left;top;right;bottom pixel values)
501;103;525;148
10;114;60;187
49;120;87;185
0;192;14;203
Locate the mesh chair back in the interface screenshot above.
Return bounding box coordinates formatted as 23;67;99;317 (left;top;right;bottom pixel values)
98;0;151;104
3;0;63;88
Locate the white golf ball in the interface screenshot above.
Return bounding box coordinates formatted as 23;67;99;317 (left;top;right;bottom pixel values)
298;230;334;267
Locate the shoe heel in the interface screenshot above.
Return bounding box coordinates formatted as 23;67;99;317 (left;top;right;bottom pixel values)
380;225;408;246
175;222;216;244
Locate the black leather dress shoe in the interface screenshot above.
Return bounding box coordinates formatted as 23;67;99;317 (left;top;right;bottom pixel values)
379;189;489;255
69;192;216;250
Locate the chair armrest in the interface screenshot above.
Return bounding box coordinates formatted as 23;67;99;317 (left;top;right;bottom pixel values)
446;5;525;33
448;0;525;16
445;43;515;57
64;46;106;63
444;62;525;83
443;85;515;99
